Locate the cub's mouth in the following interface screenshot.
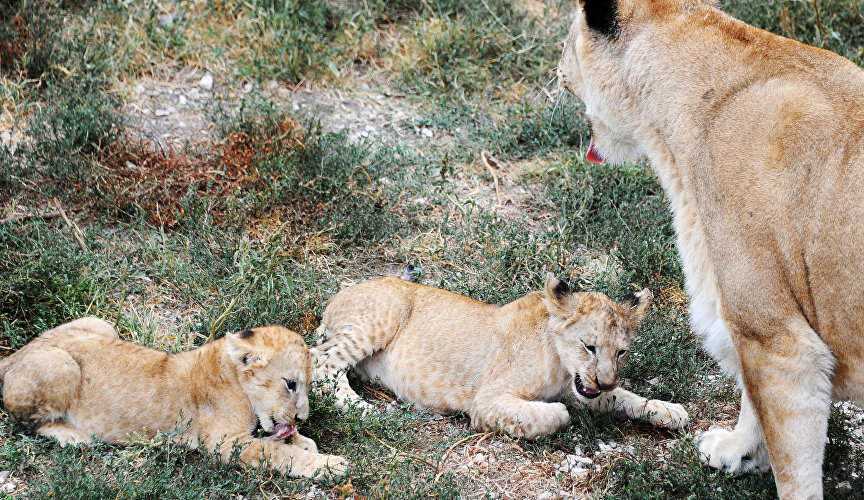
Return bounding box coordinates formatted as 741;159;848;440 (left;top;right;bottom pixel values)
573;374;602;399
264;423;297;441
586;136;604;164
255;416;298;441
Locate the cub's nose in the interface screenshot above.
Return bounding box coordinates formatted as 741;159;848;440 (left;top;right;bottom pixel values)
596;376;618;392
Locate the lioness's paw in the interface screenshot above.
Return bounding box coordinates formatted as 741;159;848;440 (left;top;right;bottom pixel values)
646;400;690;429
697;428;770;474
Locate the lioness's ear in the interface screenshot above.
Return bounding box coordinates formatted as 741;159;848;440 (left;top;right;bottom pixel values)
543;272;571;317
581;0;620;37
620;288;653;328
225;329;268;369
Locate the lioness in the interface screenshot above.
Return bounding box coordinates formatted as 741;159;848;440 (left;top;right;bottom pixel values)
558;1;864;498
0;317;346;478
311;273;689;438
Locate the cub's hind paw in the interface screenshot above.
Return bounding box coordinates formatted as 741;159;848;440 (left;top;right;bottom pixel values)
697;427;770;474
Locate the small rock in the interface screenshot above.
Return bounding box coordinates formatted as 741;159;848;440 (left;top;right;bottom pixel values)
537;493;554;500
837;481;852;495
177;121;186;128
125;161;138;170
413;197;427;206
178;95;187;105
243;83;253;93
0;471;9;483
0;131;10;144
157;12;174;27
472;453;486;463
292;103;300;111
268;80;279;90
188;88;201;100
134;84;145;94
199;74;213;91
421;127;433;138
648;377;660;386
154;109;171;117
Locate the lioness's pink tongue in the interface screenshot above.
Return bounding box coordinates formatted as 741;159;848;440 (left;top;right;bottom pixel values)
586;137;604;163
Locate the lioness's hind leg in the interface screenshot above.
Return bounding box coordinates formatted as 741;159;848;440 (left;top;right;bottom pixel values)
37;422;92;446
2;346;80;421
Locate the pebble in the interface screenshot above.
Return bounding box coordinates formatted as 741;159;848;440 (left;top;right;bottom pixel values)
157;12;174;27
0;131;10;144
125;161;138;170
0;471;8;483
268;80;279;90
537;493;554;500
155;109;171;117
134;84;145;94
837;481;852;495
557;454;592;478
178;95;187;105
648;377;660;386
243;83;253;93
421;127;433;138
199;74;213;91
188;88;201;100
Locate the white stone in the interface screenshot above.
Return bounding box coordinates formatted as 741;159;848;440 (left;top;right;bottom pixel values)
537;493;554;500
178;95;187;105
421;127;433;138
188;88;201;100
0;471;9;483
837;481;852;494
125;161;138;170
268;80;279;89
243;83;253;93
134;84;145;94
648;377;660;386
155;109;170;117
199;74;213;91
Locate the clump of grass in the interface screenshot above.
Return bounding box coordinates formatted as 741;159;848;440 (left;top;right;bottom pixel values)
726;0;864;66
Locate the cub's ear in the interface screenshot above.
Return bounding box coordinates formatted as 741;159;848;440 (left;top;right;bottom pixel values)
225;329;268;370
620;288;653;328
581;0;620;37
543;272;572;317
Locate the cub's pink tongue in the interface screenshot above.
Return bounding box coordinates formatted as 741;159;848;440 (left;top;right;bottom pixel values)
266;423;297;441
586;137;604;164
583;386;600;395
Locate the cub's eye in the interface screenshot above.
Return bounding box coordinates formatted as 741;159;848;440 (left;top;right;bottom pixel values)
617;349;628;358
284;378;297;392
582;342;596;355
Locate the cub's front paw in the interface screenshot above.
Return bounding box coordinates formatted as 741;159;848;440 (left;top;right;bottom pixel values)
291;433;318;453
697;427;770;473
320;455;348;477
646;400;690;429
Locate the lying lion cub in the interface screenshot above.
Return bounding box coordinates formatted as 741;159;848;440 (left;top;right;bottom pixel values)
0;317;345;478
312;273;688;438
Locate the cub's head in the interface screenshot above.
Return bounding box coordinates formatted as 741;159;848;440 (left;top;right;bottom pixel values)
541;273;652;402
225;326;312;439
557;0;720;164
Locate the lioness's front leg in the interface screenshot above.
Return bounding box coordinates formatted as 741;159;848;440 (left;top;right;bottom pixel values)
697;386;770;473
581;387;689;429
470;393;570;439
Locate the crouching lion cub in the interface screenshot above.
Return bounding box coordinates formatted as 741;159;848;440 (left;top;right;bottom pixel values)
0;317;346;479
312;273;688;438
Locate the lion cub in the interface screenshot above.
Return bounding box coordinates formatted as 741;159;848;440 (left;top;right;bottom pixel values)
312;273;689;438
0;317;345;478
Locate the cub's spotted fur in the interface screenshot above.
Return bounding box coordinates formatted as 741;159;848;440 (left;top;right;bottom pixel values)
0;317;345;479
312;273;688;438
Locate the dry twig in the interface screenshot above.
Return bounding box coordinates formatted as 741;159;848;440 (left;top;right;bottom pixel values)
53;198;87;251
481;150;501;205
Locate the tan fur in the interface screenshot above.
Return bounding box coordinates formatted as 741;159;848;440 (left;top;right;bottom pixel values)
311;274;688;438
0;317;346;478
558;1;864;497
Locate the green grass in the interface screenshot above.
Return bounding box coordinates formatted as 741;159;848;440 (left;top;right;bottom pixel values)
1;0;863;498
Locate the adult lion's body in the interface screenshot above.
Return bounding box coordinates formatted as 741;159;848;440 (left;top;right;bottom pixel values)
0;317;345;478
312;274;688;438
558;1;864;497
